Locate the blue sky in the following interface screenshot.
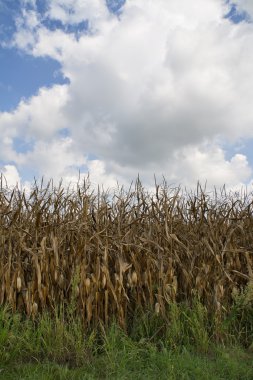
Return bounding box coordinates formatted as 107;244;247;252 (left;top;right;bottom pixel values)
0;0;124;111
0;0;253;190
0;48;68;111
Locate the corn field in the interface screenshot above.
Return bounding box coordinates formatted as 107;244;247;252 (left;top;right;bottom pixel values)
0;177;253;329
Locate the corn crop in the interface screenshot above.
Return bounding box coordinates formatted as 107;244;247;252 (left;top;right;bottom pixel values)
0;177;252;329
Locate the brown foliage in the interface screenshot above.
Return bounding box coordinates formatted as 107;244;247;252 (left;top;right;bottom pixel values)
0;177;252;328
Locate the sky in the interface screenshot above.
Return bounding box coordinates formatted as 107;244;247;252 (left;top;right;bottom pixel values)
0;0;253;191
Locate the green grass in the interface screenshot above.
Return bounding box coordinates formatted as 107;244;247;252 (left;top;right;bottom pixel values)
0;301;253;380
0;344;252;379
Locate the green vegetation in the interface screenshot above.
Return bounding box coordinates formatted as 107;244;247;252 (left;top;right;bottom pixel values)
0;297;252;379
1;346;252;380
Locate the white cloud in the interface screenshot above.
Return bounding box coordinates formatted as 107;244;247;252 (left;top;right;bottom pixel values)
0;84;69;140
18;137;85;178
171;146;252;189
86;159;123;189
46;0;110;26
0;165;21;188
1;0;253;190
101;143;253;191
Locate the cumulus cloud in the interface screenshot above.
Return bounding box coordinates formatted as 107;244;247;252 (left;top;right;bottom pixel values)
19;137;84;177
171;146;252;188
1;0;253;189
0;85;69;141
103;143;253;190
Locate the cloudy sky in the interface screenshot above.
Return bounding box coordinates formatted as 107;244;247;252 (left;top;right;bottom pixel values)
0;0;253;190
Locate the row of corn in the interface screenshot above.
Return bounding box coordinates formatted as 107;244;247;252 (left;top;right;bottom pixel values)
0;178;252;328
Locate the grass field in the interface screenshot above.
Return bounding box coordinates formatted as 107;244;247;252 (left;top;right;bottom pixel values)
1;347;253;379
0;305;253;380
